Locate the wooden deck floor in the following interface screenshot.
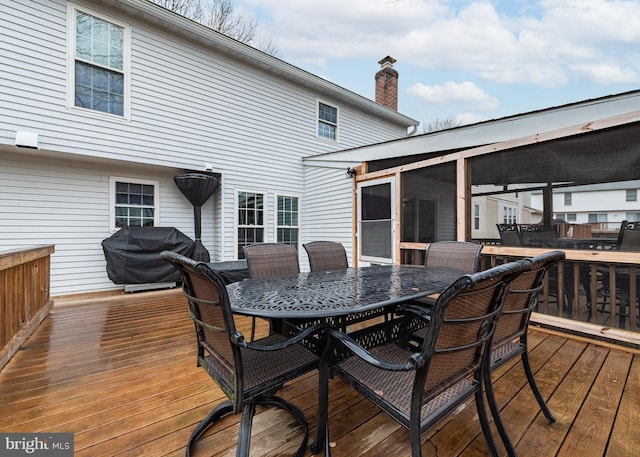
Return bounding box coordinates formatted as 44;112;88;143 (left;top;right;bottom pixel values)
1;289;638;457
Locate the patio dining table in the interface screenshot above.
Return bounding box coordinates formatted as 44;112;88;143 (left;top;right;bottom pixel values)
226;264;463;320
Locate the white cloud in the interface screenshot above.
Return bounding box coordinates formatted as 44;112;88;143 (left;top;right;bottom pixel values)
242;0;640;86
407;81;500;110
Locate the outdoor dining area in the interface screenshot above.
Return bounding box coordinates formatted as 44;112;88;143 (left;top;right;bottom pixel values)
1;240;638;456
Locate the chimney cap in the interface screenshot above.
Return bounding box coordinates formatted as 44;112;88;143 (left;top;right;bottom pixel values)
378;56;397;68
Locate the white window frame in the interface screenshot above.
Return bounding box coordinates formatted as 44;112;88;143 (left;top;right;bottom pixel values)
67;3;131;120
275;193;301;251
109;177;159;232
502;205;517;224
235;189;266;259
626;189;637;202
316;99;339;142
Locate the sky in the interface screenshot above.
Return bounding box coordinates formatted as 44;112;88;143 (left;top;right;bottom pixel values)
233;0;640;128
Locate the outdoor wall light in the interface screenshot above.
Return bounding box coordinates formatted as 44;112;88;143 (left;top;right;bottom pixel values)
346;167;357;179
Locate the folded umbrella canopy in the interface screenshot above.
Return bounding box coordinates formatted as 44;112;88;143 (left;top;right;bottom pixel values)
173;172;220;262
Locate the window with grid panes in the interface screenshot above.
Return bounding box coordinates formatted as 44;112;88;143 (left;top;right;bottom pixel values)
72;7;127;116
277;195;299;249
317;101;338;141
112;179;157;229
237;191;264;259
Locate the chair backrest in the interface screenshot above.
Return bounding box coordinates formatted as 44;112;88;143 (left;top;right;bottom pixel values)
424;241;482;273
160;250;241;402
419;260;527;401
303;241;348;272
617;220;640;251
492;251;565;348
496;223;522;246
519;224;558;246
243;243;300;279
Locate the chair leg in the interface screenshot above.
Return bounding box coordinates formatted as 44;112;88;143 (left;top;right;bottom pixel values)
186;400;234;457
312;338;333;456
521;351;555;423
236;402;256;457
483;368;516;457
477;369;503;457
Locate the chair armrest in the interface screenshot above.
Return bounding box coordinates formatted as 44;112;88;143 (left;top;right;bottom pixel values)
397;303;433;321
327;328;423;371
234;323;331;351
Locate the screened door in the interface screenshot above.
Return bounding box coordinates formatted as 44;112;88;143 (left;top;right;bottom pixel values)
358;178;395;263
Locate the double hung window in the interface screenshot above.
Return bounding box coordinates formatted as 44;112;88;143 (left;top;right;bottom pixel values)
317;101;338;141
70;5;129;117
276;195;299;249
237;191;265;259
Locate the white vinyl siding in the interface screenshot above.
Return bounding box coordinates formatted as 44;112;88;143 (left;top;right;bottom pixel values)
0;152;201;295
302;166;354;269
0;0;411;294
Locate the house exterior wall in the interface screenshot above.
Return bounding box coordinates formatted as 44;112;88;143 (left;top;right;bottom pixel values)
531;186;640;223
0;0;413;295
302;166;356;269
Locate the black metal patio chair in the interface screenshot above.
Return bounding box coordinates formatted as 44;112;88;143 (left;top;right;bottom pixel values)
303;241;349;272
161;250;324;457
413;241;483;307
243;243;300;340
487;250;565;456
497;223;522;246
313;259;528;457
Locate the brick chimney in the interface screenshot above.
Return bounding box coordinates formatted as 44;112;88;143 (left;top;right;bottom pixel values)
375;56;398;111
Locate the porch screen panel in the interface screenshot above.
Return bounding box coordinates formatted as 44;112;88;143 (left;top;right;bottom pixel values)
361;183;392;259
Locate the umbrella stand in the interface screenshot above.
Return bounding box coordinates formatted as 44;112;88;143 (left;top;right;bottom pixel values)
174;172;220;262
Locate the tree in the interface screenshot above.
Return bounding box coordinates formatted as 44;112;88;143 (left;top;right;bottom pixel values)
151;0;278;55
420;116;461;134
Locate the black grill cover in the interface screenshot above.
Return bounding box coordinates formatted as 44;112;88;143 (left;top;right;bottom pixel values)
102;227;194;284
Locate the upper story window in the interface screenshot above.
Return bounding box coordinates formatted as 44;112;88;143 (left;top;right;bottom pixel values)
317;101;338;141
276;195;299;249
626;189;637;202
237;191;265;259
69;5;129;118
110;177;158;231
564;192;572;206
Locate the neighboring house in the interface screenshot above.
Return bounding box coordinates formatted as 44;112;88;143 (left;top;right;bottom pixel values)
531;181;640;225
0;0;418;296
470;186;533;240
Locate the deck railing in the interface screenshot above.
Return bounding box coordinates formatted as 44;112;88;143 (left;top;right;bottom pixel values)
400;242;640;338
0;245;54;370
